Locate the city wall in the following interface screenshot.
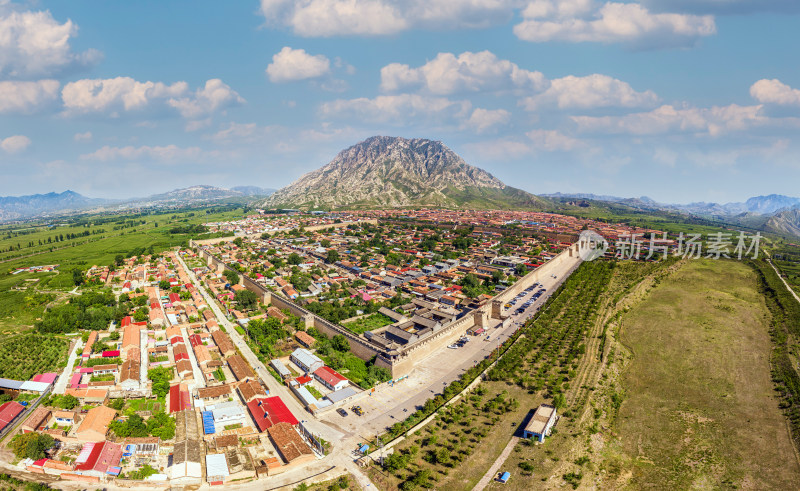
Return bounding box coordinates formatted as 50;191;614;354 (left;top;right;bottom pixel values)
378;219;578;244
190;238;583;378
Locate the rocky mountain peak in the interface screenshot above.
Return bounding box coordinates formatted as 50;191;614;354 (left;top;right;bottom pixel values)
264;136;517;209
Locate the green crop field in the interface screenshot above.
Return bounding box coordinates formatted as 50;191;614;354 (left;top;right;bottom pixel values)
0;334;70;381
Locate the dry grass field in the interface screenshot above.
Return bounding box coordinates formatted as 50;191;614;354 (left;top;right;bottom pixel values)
606;259;800;489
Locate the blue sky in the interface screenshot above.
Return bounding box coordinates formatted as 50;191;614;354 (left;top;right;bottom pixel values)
0;0;799;203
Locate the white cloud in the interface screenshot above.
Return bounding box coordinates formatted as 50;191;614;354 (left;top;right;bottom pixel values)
527;129;583;151
259;0;523;37
266;47;331;82
1;135;31;153
73;131;92;142
463;108;511;133
166;79;244;119
62;77;187;114
381;51;547;95
0;7;100;78
521;73;659;109
319;94;472;125
514;1;716;48
61;77;242;120
261;0;407;36
0;80;59;113
750;79;800;106
210;122;279;143
80;144;208;162
572;103;765;136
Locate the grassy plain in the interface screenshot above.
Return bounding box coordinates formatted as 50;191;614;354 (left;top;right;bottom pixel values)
342;313;393;334
606;259;800;489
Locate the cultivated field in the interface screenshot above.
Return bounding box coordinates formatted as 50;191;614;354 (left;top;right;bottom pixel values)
606;259;800;489
0;334;70;381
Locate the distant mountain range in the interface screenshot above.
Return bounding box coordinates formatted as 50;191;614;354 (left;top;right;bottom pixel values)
545;192;800;237
0;191;107;221
0;185;275;221
264;135;544;210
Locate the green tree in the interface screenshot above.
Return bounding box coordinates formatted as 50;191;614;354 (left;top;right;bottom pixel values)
9;433;54;460
158;280;170;290
234;289;258;310
326;249;340;264
133;307;149;322
287;252;302;265
148;366;173;398
331;334;350;353
72;269;85;286
148;412;176;439
223;269;240;285
57;394;79;410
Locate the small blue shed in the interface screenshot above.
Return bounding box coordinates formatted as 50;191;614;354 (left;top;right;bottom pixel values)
499;472;510;483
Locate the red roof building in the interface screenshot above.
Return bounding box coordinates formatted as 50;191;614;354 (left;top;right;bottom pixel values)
188;334;202;348
32;373;58;384
313;366;349;391
69;373;82;388
101;350;120;358
74;441;122;474
169;384;192;413
246;397;298;432
0;401;24;432
173;344;189;362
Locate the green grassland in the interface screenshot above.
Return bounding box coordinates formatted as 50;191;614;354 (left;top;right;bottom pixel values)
605;259;800;489
342;312;394;334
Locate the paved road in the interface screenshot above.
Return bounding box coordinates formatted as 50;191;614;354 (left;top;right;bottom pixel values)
767;256;800;304
474;436;520;491
174;251;345;443
181;326;207;390
53;339;81;395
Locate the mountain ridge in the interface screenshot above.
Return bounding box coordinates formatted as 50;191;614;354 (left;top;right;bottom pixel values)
547;192;800;237
264;135;544;210
0;185;275;221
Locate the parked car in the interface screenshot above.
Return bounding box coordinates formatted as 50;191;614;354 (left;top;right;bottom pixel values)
337;408;348;417
447;344;459;349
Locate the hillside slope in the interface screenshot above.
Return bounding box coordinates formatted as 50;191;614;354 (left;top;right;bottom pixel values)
263;136;544;210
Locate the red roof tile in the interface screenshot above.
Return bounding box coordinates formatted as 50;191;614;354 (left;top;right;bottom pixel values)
246;397;298;432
